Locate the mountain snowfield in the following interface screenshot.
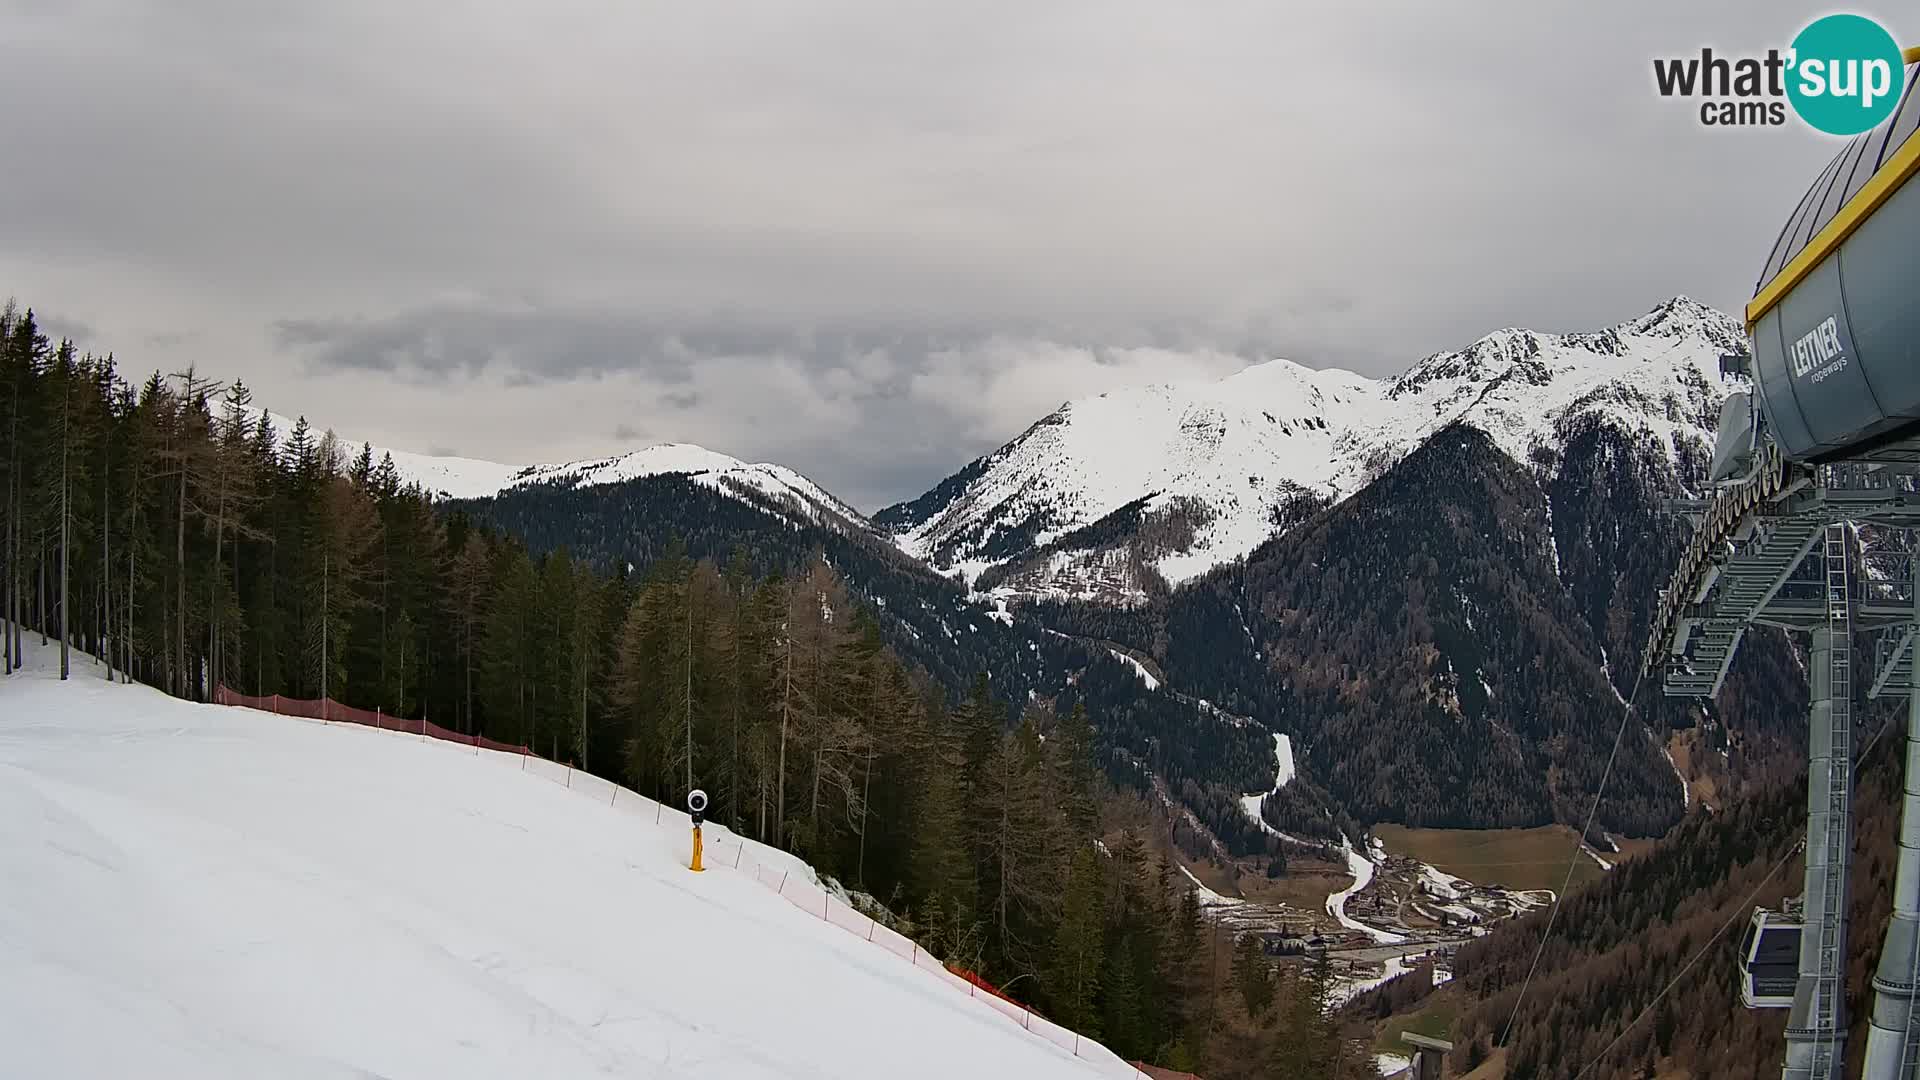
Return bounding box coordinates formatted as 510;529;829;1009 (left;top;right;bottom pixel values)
879;296;1745;602
0;645;1123;1080
504;444;868;528
255;409;866;533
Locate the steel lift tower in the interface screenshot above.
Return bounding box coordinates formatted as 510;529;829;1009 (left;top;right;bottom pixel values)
1646;51;1920;1080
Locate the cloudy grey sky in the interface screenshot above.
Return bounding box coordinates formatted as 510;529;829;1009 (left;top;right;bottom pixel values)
0;1;1891;509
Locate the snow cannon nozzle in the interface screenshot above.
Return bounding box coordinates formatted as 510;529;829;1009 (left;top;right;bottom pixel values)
687;788;708;873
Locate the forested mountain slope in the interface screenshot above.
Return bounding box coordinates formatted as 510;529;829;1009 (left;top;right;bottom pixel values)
1034;418;1808;838
453;471;1286;837
1424;715;1905;1080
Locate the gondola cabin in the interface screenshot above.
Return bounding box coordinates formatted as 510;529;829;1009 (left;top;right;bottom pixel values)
1740;908;1801;1009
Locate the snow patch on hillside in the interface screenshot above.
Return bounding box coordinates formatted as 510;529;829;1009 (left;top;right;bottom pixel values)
1329;955;1411;1010
1662;736;1692;810
1109;651;1159;690
1238;733;1295;839
1176;864;1244;908
1419;865;1466;902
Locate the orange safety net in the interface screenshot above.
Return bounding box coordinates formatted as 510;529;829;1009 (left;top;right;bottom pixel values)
214;685;532;756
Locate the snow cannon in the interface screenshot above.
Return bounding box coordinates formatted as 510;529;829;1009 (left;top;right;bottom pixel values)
1722;54;1920;473
687;788;708;873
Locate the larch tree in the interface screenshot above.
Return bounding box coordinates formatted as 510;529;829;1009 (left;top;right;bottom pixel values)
976;711;1065;972
447;531;491;733
305;435;380;708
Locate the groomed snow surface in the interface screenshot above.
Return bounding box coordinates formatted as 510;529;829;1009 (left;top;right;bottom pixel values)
0;644;1127;1080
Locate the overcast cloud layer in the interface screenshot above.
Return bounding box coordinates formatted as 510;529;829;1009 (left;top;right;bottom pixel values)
0;1;1884;509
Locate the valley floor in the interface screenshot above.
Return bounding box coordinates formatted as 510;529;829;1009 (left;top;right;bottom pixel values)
0;642;1121;1080
1371;823;1610;895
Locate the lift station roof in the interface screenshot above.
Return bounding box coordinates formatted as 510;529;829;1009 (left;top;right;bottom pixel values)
1749;56;1920;462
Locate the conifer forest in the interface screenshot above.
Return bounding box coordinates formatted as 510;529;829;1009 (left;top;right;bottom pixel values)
0;304;1374;1076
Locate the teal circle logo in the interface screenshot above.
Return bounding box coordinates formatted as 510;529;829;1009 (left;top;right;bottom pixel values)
1786;15;1906;135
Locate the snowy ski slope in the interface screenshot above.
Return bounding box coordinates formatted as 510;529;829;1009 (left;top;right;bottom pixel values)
0;645;1120;1079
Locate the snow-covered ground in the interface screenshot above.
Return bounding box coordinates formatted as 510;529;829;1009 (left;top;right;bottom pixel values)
1176;864;1244;909
1237;733;1296;840
0;645;1121;1079
1661;736;1692;810
1418;864;1465;901
1326;837;1406;945
1375;1050;1413;1076
1331;951;1453;1015
1108;650;1160;691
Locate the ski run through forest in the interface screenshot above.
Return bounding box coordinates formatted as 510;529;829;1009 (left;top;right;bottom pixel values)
0;305;1378;1076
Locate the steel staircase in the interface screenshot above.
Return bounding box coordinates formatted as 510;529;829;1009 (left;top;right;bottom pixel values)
1810;521;1855;1080
1663;514;1826;698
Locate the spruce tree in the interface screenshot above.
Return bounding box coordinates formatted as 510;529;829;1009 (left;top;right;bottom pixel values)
1048;845;1105;1036
1231;932;1273;1019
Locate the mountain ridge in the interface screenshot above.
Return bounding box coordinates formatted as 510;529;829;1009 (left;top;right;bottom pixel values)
881;295;1745;605
241;296;1775;841
251;408;868;535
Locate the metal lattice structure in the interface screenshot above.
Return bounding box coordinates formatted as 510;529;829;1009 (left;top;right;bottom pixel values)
1791;523;1854;1080
1651;461;1920;1080
1642;47;1920;1080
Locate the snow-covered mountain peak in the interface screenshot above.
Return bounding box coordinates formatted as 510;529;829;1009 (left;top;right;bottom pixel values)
248;410;867;531
883;297;1746;603
1615;294;1748;354
507;443;868;529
